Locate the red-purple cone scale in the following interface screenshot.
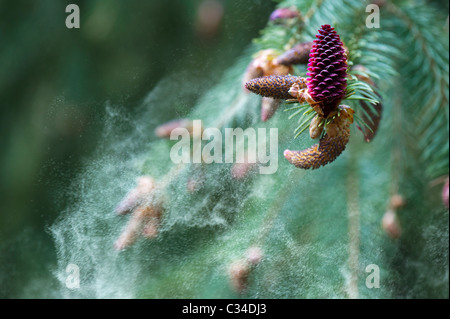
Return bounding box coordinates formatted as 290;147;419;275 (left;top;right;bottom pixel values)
307;25;347;117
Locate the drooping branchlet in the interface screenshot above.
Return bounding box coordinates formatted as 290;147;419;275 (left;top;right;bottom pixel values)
356;99;382;143
352;65;383;143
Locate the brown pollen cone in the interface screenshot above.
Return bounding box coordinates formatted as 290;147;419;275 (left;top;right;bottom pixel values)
245;75;304;100
284;106;354;169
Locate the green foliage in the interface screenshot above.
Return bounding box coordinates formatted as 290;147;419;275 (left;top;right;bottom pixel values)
391;1;449;178
51;0;448;299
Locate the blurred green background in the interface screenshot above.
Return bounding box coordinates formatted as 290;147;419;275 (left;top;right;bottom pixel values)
0;0;276;298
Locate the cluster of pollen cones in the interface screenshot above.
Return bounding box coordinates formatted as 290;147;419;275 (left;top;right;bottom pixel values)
244;24;355;170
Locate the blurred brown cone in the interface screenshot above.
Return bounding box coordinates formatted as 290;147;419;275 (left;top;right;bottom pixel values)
195;0;224;40
390;194;405;210
114;176;164;250
155;119;194;139
231;150;258;180
274;41;313;66
228;246;263;293
242;49;293;93
442;177;449;208
382;209;402;239
228;260;250;293
115;176;156;215
269;7;301;22
261;97;281;122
